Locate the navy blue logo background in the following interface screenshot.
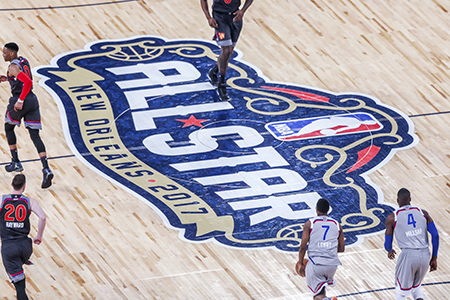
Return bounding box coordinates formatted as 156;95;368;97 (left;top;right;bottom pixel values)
35;36;418;252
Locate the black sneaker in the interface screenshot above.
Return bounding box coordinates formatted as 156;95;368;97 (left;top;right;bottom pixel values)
41;168;54;189
5;161;23;172
217;83;230;101
208;68;219;86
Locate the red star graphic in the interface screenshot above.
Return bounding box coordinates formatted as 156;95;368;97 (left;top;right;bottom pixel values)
176;115;210;128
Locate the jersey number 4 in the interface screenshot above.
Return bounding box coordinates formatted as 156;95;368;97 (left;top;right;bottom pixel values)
4;204;27;222
407;213;417;228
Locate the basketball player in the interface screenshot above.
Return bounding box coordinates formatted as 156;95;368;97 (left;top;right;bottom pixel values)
0;174;46;300
0;42;53;189
296;198;344;300
200;0;254;101
384;188;439;300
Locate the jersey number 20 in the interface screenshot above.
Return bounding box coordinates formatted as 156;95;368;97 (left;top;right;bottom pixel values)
4;204;27;222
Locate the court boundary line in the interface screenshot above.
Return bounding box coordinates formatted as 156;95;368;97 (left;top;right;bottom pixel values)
409;110;450;118
337;280;450;298
0;0;141;11
0;110;446;165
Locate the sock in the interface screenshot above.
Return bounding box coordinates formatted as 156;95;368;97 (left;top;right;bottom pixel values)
11;148;19;162
13;279;28;300
40;156;49;169
219;74;226;84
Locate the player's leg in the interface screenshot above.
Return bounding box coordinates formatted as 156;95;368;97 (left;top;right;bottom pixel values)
211;11;234;101
13;238;33;300
27;128;53;188
306;262;336;300
13;279;29;300
1;241;28;299
23;96;54;188
410;249;429;300
394;250;414;299
4;96;24;172
411;286;424;300
216;44;233;101
316;264;338;300
4;123;23;172
215;16;243;101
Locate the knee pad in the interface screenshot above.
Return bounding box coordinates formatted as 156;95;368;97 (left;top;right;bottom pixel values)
28;129;46;153
4;123;17;145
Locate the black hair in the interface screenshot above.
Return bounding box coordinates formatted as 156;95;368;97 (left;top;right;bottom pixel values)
397;188;410;200
12;174;26;191
4;42;19;52
316;198;330;214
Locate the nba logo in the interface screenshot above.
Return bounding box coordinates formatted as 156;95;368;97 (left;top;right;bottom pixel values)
265;113;383;141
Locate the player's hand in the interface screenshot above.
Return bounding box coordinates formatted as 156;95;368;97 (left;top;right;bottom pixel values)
33;236;42;245
14;101;23;111
0;75;7;82
429;256;437;272
387;249;396;260
295;260;306;277
208;17;218;28
233;10;244;22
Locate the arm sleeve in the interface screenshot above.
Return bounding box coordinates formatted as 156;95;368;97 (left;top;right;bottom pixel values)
384;234;393;252
17;71;32;101
427;222;439;257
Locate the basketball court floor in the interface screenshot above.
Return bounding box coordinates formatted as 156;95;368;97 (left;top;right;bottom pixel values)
0;0;449;299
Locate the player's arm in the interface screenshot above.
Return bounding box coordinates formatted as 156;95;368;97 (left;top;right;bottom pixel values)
200;0;218;28
29;197;46;245
296;220;311;277
384;212;396;260
233;0;254;22
423;209;439;271
8;63;32;110
337;224;345;253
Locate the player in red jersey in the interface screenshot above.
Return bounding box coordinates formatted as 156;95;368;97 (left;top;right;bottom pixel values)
0;42;53;188
0;174;46;300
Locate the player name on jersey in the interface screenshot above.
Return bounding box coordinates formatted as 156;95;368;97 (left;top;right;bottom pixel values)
35;36;418;252
5;222;24;228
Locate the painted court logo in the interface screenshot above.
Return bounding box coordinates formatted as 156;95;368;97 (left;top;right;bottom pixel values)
35;36;418;252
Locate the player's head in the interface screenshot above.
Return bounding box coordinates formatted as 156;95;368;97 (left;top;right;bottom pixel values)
3;42;19;62
12;174;26;191
397;188;411;206
316;198;330;215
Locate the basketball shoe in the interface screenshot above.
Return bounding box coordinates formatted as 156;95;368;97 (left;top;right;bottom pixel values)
217;83;230;101
41;168;54;189
208;67;219;86
5;160;23;172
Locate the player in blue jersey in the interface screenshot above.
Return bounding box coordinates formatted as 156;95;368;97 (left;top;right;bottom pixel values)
0;42;54;188
384;188;439;300
296;198;344;300
201;0;254;101
0;174;46;300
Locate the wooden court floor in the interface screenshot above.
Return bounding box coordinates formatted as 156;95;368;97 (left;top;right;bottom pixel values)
0;0;449;299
